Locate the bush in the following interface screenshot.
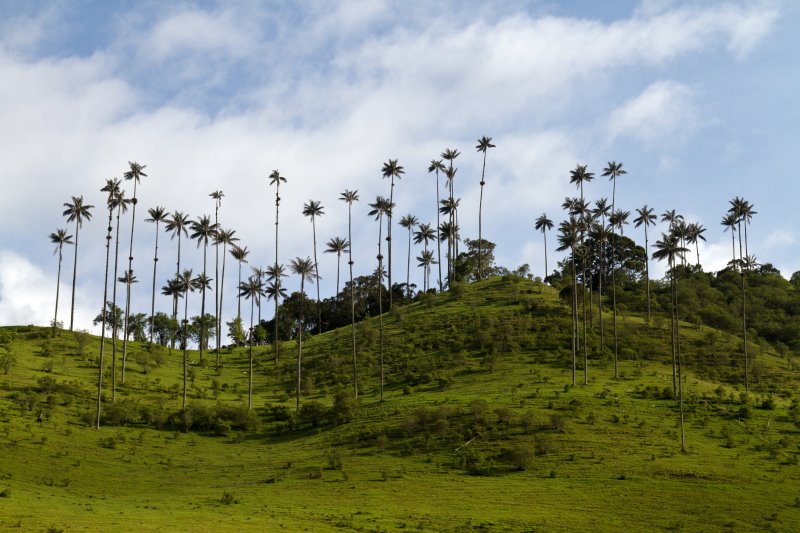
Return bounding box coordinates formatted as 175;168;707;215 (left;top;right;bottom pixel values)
330;391;359;425
501;444;534;471
102;400;141;426
299;401;327;428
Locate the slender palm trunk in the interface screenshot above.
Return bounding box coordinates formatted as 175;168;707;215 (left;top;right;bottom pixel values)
435;169;443;291
111;205;122;401
406;227;412;298
69;220;80;331
610;178;619;379
296;277;305;411
571;249;577;387
217;244;227;369
96;208;113;429
275;182;281;362
171;233;182;350
674;263;686;452
237;260;242;321
598;217;605;347
644;226;651;320
200;244;207;362
388;179;394;308
214;206;220;360
669;263;677;397
312;218;321;333
695;240;700;267
248;297;254;411
478;151;487;279
122;180;138;384
54;247;63;329
149;220;161;344
336;251;341;298
348;205;357;398
182;290;189;409
378;216;385;402
542;230;548;281
738;222;749;391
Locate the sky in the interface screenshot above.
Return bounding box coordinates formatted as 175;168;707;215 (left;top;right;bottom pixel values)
0;0;797;336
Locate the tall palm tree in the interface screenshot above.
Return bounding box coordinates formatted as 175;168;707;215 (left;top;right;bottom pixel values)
557;217;580;387
340;189;359;397
728;197;750;390
49;229;74;330
165;211;191;335
739;199;756;265
62;195;94;330
438;197;460;283
251;266;267;325
721;212;738;268
214;228;238;365
108;190;130;395
534;214;554;281
413;222;435;291
634;205;657;319
442;148;461;280
652;232;688;452
324;237;349;298
592;198;611;345
569;165;594;356
428;159;446;291
302;200;325;333
176;269;195;409
269;170;287;357
190;215;218;364
145;206;168;344
290;257;315;411
398;215;418;298
95;179;121;429
121;161;147;379
266;262;287;362
368;196;392;401
417;249;436;292
210;191;224;358
602;162;626;379
230;245;250;320
685;222;707;267
117;269;138;386
239;275;262;411
475;136;496;279
382;159;405;306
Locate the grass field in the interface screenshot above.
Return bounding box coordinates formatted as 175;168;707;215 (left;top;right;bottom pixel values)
1;277;799;531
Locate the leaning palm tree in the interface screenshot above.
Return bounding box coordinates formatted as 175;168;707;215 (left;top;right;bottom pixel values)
382;159;405;306
121;161;147;378
190;215;218;364
165;211;191;320
340;189;360;396
398;215;418;298
602;161;626;379
239;275;262;411
534;214;554;281
634;205;657;319
230;245;250;320
289;257;315;411
145;206;168;344
210;191;224;358
49;229;74;330
475;136;496;279
62;195;94;330
652;232;688;452
556;217;580;387
118;269;138;386
685;222;707;267
368;196;392;401
176;269;195;409
214;228;238;365
428;159;446;291
302;200;325;333
324;237;349;298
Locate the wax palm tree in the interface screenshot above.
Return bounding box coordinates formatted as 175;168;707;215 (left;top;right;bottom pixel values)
601;161;626;379
269;170;287;354
557;218;580;386
210;190;224;358
265;262;288;355
107;190;130;395
721;212;738;268
634;205;657;319
340;189;360;396
591;198;610;347
302;200;325;333
685;222;707;267
95;179;121;428
117;269;138;387
324;237;349;298
290;257;315;411
165;211;191;327
239;275;262;410
569;165;594;351
144;206;168;344
190;215;218;363
368;196;392;401
176;269;195;409
475;136;496;279
438;197;460;283
214;228;238;365
413;223;435;291
398;215;418;298
728;197;750;390
442;148;461;277
652;233;688;452
230;245;249;320
428;159;446;291
740;200;756;265
534;214;554;281
417;249;437;292
121;161;147;378
62;195;94;330
49;229;74;330
251;266;267;326
382;159;405;305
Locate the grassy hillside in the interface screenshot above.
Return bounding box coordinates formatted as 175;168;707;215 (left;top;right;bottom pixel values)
1;276;799;531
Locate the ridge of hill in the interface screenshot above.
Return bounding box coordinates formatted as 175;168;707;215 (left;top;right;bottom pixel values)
1;276;799;531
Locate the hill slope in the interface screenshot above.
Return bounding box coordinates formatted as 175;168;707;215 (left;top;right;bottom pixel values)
1;276;799;531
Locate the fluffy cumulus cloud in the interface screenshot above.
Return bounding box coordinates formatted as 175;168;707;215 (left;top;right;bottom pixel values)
0;0;787;330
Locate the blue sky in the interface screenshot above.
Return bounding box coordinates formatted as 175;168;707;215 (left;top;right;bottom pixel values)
0;0;796;334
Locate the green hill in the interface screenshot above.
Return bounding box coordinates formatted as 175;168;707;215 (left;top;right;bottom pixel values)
1;276;799;531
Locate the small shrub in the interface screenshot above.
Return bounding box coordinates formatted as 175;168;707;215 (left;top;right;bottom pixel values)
99;436;117;449
299;401;327;428
221;492;237;505
502;444;534;471
0;488;10;498
327;451;342;470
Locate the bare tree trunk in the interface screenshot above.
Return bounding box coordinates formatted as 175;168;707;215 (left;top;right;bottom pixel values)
296;278;305;411
122;179;138;384
96;208;113;429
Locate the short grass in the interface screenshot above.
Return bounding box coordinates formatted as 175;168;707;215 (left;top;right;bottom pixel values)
1;276;799;531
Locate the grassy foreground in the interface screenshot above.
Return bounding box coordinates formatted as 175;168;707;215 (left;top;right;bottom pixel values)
1;277;799;531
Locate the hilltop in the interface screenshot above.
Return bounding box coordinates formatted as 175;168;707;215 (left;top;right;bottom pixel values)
1;276;799;531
